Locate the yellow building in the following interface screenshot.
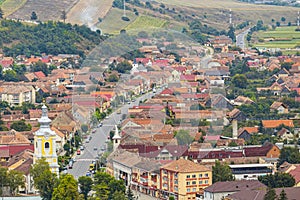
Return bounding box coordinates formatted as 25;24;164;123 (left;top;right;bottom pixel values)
33;105;59;175
160;159;212;200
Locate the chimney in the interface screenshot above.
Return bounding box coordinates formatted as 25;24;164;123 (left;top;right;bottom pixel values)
232;119;238;139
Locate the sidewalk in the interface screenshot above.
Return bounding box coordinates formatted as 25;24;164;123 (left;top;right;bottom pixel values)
133;190;159;200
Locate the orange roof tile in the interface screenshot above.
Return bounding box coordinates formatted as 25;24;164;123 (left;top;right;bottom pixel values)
162;158;210;173
262;120;294;128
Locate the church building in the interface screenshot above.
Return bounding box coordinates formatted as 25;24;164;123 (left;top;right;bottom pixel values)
33;105;59;175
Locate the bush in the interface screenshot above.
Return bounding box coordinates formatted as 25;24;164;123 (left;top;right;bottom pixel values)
121;16;130;21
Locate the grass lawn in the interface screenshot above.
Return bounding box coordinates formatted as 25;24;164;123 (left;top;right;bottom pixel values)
96;8;138;35
125;15;167;32
1;0;27;17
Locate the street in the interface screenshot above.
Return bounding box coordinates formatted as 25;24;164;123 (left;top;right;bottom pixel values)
236;28;250;49
68;88;163;179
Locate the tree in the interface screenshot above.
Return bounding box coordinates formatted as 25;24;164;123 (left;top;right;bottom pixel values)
61;10;67;23
115;61;132;73
93;183;109;200
227;25;236;42
10;120;31;131
281;17;286;22
175;129;193;145
112;191;127;200
258;172;295;188
108;179;125;199
107;74;119;82
264;187;277;200
212;160;234;183
279;147;300;165
279;189;288;200
78;176;93;200
52;174;79;200
30;158;58;200
276;21;281;27
7;170;24;196
81;124;88;133
126;186;134;200
0;8;3;19
31;11;38;20
190;104;205;110
0;167;7;196
232;74;248;89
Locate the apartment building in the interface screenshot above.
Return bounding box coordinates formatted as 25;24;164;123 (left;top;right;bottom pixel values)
0;83;36;106
160;159;212;200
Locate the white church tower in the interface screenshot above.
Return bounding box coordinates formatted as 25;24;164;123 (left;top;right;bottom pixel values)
33;105;59;175
112;125;121;151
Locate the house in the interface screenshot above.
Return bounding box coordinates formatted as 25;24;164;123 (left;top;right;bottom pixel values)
288;164;300;186
229;163;274;180
206;94;234;110
270;101;289;114
160;158;212;200
244;142;280;158
262;120;294;129
233;96;254;106
277;127;294;142
226;187;300;200
131;160;162;198
227;108;247;122
238;127;259;142
203;180;266;200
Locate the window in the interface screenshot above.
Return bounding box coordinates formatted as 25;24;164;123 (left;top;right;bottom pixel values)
45;142;49;149
187;188;191;192
192;181;196;185
205;173;208;177
186;182;190;185
199;181;203;185
205;180;208;184
199;174;202;178
174;180;178;184
186;175;190;178
174;173;178;178
192;188;196;192
174;186;178;191
192;174;196;178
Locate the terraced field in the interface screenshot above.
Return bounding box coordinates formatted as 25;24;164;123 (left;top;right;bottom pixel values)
7;0;78;21
254;26;300;49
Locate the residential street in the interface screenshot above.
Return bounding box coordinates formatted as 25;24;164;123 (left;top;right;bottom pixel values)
68;89;162;179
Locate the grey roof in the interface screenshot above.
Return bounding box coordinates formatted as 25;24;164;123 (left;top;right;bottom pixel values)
204;180;266;193
134;160;162;173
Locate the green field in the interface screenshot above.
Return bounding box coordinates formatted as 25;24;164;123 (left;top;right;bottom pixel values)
254;26;300;49
96;8;138;34
1;0;27;17
125;15;167;32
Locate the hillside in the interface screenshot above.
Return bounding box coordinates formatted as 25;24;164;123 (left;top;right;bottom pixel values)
6;0;78;21
66;0;113;26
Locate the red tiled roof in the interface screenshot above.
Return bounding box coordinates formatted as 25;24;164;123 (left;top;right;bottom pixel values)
160;88;173;95
180;75;196;81
244;143;274;157
34;71;46;78
262;120;294;128
289;165;300;184
8;145;34;156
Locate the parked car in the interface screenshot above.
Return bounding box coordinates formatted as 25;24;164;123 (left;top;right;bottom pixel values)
68;161;73;169
92;129;96;133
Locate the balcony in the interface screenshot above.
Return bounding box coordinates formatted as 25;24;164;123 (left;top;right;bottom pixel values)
141;174;148;179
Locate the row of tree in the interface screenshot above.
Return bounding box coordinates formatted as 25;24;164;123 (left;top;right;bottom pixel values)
31;158;134;200
0;167;24;196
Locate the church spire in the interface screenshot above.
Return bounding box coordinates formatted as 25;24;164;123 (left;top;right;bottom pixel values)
38;104;51;129
113;125;121;151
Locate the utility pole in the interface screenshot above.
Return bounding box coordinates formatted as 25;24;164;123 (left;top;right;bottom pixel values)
297;11;299;29
123;0;126;17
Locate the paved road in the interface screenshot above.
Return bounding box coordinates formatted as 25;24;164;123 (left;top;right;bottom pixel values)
236;29;250;49
68;88;163;179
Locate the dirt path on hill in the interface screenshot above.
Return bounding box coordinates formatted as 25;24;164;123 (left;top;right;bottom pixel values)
66;0;113;27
